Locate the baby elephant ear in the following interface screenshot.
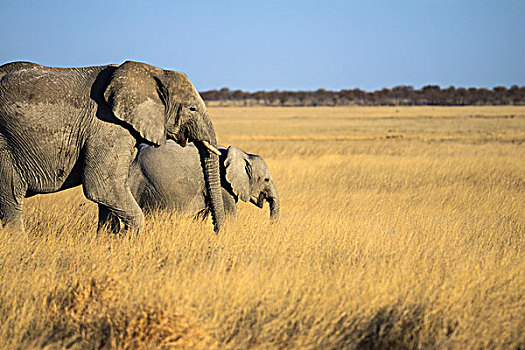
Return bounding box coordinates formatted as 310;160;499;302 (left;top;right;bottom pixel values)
224;146;251;202
104;61;166;146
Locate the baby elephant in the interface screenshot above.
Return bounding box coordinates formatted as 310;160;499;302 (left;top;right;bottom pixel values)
128;142;280;221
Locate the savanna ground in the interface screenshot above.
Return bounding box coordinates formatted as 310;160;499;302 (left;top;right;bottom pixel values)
1;106;524;349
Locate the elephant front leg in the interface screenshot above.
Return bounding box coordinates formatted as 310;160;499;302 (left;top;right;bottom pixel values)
84;176;144;235
82;137;144;235
97;204;121;234
222;188;237;220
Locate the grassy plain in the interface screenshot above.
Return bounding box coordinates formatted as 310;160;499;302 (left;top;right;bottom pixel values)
1;106;524;349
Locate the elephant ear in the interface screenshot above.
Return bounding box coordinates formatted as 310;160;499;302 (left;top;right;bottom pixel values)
224;146;251;202
104;61;166;146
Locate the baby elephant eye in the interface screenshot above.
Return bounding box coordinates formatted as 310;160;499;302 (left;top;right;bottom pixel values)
264;178;270;182
189;107;197;112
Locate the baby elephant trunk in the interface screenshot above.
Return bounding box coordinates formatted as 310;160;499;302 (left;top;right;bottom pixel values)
267;181;280;222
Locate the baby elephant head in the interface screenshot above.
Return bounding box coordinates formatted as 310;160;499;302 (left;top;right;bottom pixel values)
223;146;280;221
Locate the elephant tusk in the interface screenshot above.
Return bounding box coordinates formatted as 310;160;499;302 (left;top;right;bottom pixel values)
202;141;221;156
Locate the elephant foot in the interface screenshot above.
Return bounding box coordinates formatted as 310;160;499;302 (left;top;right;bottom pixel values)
1;221;25;236
97;205;144;237
0;205;25;236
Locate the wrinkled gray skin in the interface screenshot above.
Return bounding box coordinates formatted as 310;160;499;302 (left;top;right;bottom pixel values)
0;61;225;234
127;142;279;221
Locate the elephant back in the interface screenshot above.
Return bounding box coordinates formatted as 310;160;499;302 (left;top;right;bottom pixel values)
133;142;206;203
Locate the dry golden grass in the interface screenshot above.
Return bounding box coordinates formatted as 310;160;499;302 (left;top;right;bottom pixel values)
1;106;524;349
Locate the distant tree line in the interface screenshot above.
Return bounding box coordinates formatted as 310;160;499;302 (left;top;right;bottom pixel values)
200;85;525;106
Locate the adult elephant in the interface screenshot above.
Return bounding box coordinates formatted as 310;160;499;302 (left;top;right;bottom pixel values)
127;142;279;221
0;61;224;234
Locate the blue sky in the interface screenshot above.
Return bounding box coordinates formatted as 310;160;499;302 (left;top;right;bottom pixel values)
1;0;524;91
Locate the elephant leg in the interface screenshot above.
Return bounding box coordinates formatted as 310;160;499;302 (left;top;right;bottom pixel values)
84;180;144;235
0;152;26;233
82;136;144;235
0;191;25;234
222;189;237;220
97;204;121;234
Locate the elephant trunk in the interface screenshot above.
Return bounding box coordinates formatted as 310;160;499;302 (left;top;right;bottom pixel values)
196;112;225;233
267;181;280;222
202;150;225;232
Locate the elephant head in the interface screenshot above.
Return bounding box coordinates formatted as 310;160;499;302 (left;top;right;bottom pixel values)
223;146;280;221
104;61;225;232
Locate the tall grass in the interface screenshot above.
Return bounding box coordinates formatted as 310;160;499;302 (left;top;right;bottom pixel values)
1;106;524;349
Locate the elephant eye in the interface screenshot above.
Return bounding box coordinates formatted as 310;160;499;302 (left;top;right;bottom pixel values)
189;106;197;112
264;178;270;182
